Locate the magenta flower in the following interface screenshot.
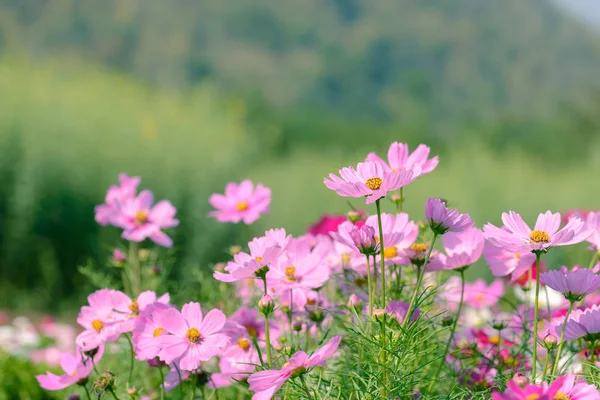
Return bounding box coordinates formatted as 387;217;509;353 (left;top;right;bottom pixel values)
112;248;127;264
425;198;472;235
483;234;537;282
483;211;590;254
248;335;342;400
307;214;347;236
209;180;271;224
434;226;484;271
492;374;598;400
324;161;414;204
366;142;438;179
114;190;179;247
95;174;140;226
76;289;127;351
36;350;96;390
541;269;600;301
156;302;229;371
554;374;600;399
563;305;600;341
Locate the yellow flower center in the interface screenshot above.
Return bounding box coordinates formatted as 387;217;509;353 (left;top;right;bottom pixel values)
237;337;251;350
128;301;140;316
91;319;103;333
236;202;248;211
488;335;500;345
526;395;540;400
285;266;297;282
153;327;164;337
186;327;201;344
255;256;263;263
384;247;397;258
245;325;258;338
475;293;485;303
364;177;383;191
134;210;148;225
529;230;550;244
554;393;570;400
410;243;428;253
515;252;521;259
341;253;351;265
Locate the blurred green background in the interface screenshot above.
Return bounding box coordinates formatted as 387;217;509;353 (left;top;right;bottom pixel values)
0;0;599;312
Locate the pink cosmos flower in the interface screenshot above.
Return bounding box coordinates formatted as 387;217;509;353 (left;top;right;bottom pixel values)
114;190;179;247
483;235;537;283
366;142;438;179
465;279;504;309
491;375;564;400
425;198;472;235
554;374;600;399
95;174;140;226
307;215;347;236
563;305;600;341
226;307;278;345
209;357;254;388
247;335;342;400
324;161;415;204
132;302;173;360
214;252;264;283
395;243;446;270
113;290;171;333
156;302;229;371
112;248;127;264
433;226;484;271
483;211;590;253
36;349;99;390
386;301;419;323
163;365;190;392
540;269;600;301
583;211;600;250
76;289;127;351
220;322;260;366
209;180;271;224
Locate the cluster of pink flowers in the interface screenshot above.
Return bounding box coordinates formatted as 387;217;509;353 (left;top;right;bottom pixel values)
35;143;600;399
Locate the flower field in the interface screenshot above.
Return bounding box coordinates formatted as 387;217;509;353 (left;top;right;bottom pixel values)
4;141;598;399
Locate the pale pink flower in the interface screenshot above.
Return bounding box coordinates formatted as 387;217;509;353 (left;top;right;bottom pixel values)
95;174;140;226
114;290;171;333
583;211;600;250
465;279;504;309
324;161;414;204
36;349;99;390
248;228;291;266
483;210;590;253
209;357;254;388
554;373;600;399
214;252;264;283
132;302;173;360
114;190;179;247
366;142;438;179
563;305;600;341
75;289;127;351
220;322;260;366
209;180;271;224
434;226;484;271
163;365;190;392
483;233;536;282
156;302;229;371
248;335;342;400
425;198;472;235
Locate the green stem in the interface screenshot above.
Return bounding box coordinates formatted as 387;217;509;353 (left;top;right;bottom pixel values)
589;253;598;269
396;187;404;213
108;387;120;400
125;334;135;386
541;350;551;382
83;385;92;400
158;364;166;400
428;269;465;393
190;371;197;400
590;340;597;362
299;375;313;400
264;314;273;368
552;300;575;376
129;241;141;294
403;234;438;326
375;199;388;398
175;363;184;400
365;255;373;318
375;199;387;310
532;252;542;382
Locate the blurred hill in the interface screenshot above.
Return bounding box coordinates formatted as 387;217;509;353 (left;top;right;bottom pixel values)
1;0;600;133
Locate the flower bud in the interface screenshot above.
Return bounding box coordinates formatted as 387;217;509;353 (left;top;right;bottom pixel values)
293;317;303;332
347;294;363;312
229;245;242;256
126;388;137;396
112;248;127;267
442;315;454;327
543;334;558;350
138;249;149;261
349;225;379;255
492;320;508;331
511;373;530;389
214;262;226;273
93;371;115;395
67;394;81;400
258;294;275;315
309;310;325;324
390;194;402;205
347;210;362;223
373;308;386;322
151;265;161;275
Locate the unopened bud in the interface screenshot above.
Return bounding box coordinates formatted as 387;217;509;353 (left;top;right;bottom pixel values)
347;210;361;223
151;265;161;275
214;263;226;273
258;294;275;315
126;387;137;396
229;245;242;256
442;315;454;327
93;371;115;395
347;294;363;312
67;394;81;400
390;194;402;204
309;310;325;324
512;373;530;389
138;249;149;261
373;308;386;322
543;334;558;350
492;320;508;331
293;317;303;332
